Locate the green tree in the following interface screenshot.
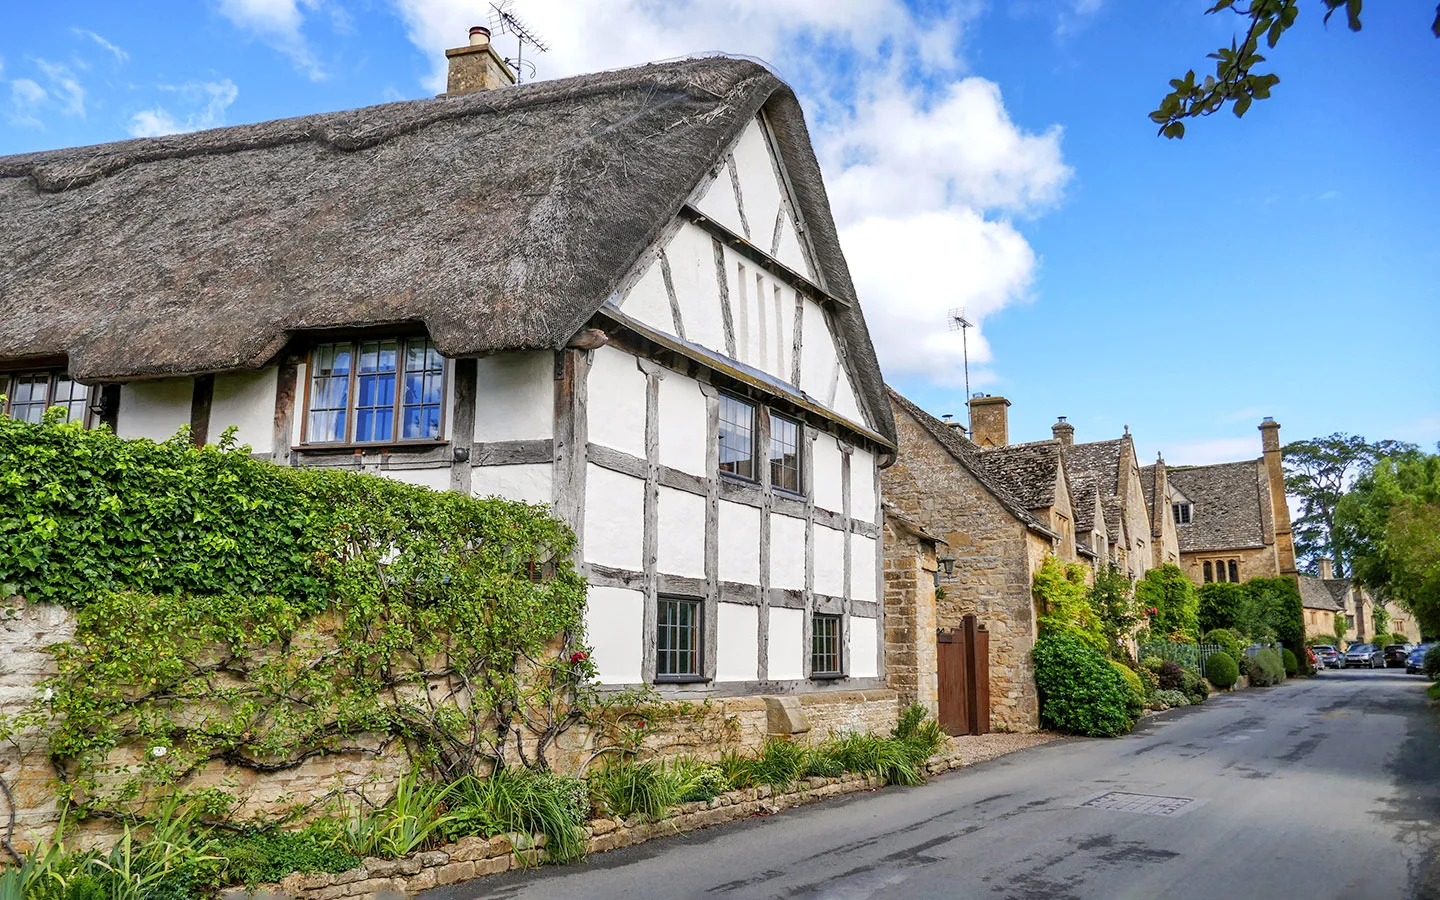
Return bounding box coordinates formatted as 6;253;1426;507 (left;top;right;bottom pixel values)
1135;565;1200;642
1198;582;1245;633
1152;1;1440;138
1335;449;1440;633
1246;576;1308;672
1281;433;1415;576
1033;556;1105;652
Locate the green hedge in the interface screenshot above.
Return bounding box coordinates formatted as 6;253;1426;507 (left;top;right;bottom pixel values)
1032;631;1137;737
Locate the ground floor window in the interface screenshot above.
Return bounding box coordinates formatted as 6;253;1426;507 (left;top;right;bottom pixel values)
656;596;702;680
1203;559;1240;583
2;371;92;425
812;613;842;676
303;337;446;445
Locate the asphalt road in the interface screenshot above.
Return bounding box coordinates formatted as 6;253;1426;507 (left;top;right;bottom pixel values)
426;669;1440;900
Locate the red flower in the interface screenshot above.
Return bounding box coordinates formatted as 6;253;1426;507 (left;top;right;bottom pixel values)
569;651;588;664
1147;607;1158;616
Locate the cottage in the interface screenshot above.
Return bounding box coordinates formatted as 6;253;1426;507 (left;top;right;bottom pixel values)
0;40;900;703
1167;418;1298;586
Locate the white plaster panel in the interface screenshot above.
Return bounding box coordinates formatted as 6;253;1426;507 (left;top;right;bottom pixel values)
812;433;845;515
379;468;450;492
798;299;839;401
692;165;746;238
774;214;814;280
769;514;806;590
849;615;879;678
767;607;804;681
667;222;727;354
718;500;761;585
813;525;846;597
731;119;784;252
831;364;866;428
618;260;675;336
716;602;759;682
586;345;647;460
850;534;878;603
472;463;554;506
657;487;706;578
474;351;553;443
209;368;277;453
771;282;794;382
586;586;644;684
584;465;644;571
657;372;707;477
850;447;878;524
116;378;194;441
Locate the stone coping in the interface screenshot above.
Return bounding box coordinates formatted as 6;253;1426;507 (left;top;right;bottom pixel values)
225;734;1058;899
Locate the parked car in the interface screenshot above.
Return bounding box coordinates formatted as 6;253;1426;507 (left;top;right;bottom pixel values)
1384;644;1415;668
1312;645;1342;669
1344;643;1386;668
1406;644;1433;674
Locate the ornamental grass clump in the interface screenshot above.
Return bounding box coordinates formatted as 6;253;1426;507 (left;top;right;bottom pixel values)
445;768;590;864
587;759;677;821
1031;631;1137;737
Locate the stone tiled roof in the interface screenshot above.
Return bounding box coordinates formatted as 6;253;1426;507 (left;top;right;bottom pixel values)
1299;575;1344;611
1167;460;1267;552
1065;439;1125;498
977;440;1062;511
1103;496;1124;541
1324;579;1353;608
886;388;1054;537
1070;473;1100;534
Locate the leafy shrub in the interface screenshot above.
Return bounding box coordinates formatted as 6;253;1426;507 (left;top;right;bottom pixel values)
1424;645;1440;680
1205;651;1240;689
1281;648;1299;677
1157;661;1186;692
1244;578;1306;671
1198;582;1245;633
1135;665;1160;700
1249;648;1286;686
1031;631;1137;737
1111;661;1146;718
1203;629;1244;666
588;759;677;821
214;824;359;888
1151;689;1190;709
1140;656;1164;674
1428;682;1440;702
1181;671;1209;705
1135;565;1200;641
1033;556;1105;651
1089;564;1139;656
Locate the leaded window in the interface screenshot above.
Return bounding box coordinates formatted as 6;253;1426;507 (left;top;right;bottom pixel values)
304;338;446;444
770;413;802;493
657;597;701;679
718;394;757;480
1172;502;1191;525
812;613;842;676
2;372;92;426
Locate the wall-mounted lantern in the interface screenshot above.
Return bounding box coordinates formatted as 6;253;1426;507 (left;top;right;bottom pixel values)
934;553;955;586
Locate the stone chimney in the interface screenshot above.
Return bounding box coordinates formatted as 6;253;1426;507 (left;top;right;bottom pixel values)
968;394;1010;448
940;413;968;439
1318;557;1334;580
1152;453;1168;539
1259;417;1298;576
1052;416;1074;448
444;26;516;96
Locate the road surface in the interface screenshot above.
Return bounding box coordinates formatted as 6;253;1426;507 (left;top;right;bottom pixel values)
426;668;1440;899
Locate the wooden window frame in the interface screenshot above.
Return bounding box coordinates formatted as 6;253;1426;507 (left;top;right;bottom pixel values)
1;370;95;427
655;595;706;683
1172;502;1191;525
811;612;843;678
718;393;759;483
769;411;803;496
299;337;449;449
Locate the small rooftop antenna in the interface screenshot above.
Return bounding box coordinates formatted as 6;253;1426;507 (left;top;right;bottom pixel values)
489;1;549;83
948;308;974;417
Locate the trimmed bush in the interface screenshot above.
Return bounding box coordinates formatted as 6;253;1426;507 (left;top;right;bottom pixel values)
1157;661;1186;692
1203;629;1244;666
1032;631;1137;737
1152;689;1189;710
1111;661;1146;719
1249;648;1285;686
1205;651;1240;689
1424;645;1440;680
1181;671;1209;705
1282;648;1299;677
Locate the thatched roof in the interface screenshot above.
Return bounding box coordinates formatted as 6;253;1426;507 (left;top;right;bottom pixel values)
0;56;893;443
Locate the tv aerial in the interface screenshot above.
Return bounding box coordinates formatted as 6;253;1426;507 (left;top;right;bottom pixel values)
947;308;975;413
489;1;549;83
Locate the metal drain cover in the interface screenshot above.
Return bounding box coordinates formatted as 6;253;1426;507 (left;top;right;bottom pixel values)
1081;791;1195;816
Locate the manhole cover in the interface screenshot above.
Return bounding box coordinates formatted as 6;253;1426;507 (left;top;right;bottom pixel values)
1081;791;1195;816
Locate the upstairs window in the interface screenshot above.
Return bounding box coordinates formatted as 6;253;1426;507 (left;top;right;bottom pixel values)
718;394;758;480
2;371;92;426
304;338;446;445
1203;559;1241;583
770;413;802;493
1173;502;1192;525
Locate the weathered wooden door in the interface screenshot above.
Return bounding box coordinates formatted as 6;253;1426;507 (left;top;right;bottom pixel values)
937;615;990;736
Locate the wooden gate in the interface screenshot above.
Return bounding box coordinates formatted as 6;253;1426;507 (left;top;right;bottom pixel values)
937;615;990;736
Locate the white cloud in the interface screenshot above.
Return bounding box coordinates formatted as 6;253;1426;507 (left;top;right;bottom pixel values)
387;0;1070;391
73;29;129;65
34;59;85;118
217;0;327;79
128;79;239;137
8;77;47;128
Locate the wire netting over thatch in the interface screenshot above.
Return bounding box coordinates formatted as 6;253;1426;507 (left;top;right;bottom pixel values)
0;57;894;443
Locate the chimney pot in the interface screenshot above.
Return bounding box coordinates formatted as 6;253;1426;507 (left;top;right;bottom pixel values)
1051;415;1075;448
469;26;491;48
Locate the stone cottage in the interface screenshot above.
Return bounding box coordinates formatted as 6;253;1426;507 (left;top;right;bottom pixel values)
1167;418;1298;586
0;41;903;715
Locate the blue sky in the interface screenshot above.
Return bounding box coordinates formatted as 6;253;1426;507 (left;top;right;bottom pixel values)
3;1;1436;465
